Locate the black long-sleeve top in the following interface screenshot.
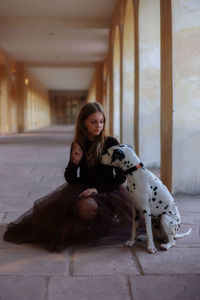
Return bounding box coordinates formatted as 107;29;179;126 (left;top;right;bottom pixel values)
64;136;126;193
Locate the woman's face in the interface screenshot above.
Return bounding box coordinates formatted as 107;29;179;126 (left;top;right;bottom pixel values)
84;112;104;140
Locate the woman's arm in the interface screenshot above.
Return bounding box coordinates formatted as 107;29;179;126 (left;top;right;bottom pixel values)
64;143;83;184
64;161;80;184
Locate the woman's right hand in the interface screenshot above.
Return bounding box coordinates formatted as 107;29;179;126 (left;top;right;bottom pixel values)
71;142;83;165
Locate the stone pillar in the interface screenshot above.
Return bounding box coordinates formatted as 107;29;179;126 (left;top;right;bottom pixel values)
122;0;134;147
113;25;121;141
95;63;104;104
172;0;200;194
0;65;8;134
16;62;25;132
160;0;173;191
139;0;161;168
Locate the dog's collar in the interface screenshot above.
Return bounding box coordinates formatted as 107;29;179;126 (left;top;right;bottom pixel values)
124;163;144;175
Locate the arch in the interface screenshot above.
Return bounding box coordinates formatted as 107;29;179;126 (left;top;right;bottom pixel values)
122;0;135;147
113;25;121;141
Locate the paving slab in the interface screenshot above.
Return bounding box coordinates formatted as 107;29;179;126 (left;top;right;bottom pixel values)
0;275;47;300
0;211;27;224
0;248;69;275
129;274;200;300
134;247;200;274
48;275;131;300
72;247;141;276
175;223;200;247
175;195;200;213
0;213;5;223
182;213;200;224
0;197;33;212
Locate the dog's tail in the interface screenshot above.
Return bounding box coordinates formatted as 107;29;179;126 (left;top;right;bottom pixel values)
175;228;192;239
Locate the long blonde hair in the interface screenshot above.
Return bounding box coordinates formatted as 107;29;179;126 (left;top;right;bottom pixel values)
74;102;106;166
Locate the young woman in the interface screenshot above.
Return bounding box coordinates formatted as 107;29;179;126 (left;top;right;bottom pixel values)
3;102;133;251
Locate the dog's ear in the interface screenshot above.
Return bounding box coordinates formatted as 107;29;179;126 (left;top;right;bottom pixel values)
111;149;125;163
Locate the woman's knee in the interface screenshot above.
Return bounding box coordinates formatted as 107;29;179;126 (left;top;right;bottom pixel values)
77;197;98;220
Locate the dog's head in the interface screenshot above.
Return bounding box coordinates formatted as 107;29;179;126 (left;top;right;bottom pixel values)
101;144;139;170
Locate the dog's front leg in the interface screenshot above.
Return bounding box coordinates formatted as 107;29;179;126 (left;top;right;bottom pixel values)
143;209;157;254
125;207;137;247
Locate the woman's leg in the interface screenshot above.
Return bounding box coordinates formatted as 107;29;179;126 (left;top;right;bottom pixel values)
77;197;98;220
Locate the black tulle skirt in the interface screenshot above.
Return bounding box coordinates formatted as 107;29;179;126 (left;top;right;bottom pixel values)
3;183;136;251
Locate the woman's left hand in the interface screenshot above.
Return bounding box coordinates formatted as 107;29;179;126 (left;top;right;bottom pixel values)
79;188;98;198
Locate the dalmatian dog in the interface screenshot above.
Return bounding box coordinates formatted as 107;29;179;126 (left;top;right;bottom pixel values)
101;144;191;254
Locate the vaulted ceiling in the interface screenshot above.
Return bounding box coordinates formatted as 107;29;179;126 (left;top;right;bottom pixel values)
0;0;117;91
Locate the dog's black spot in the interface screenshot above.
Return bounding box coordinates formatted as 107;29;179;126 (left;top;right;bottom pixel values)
127;186;129;191
152;198;155;201
178;224;180;227
149;198;151;202
153;187;157;191
150;186;153;189
177;219;179;222
170;221;173;224
164;205;168;209
155;178;157;180
159;200;162;204
156;206;159;209
162;212;166;215
154;192;157;196
143;210;147;214
111;149;125;163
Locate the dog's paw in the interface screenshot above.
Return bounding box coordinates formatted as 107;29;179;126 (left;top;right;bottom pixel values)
136;234;147;242
147;245;157;254
160;240;176;250
125;240;135;247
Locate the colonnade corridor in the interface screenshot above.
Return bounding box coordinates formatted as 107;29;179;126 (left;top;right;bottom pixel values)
0;125;199;299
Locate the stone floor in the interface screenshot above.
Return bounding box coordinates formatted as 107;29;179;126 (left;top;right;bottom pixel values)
0;125;199;300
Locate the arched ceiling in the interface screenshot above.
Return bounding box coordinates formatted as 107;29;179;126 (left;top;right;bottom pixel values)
0;0;117;91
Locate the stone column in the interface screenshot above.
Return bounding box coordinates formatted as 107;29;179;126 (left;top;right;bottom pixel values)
16;62;25;132
172;0;200;194
139;0;161;169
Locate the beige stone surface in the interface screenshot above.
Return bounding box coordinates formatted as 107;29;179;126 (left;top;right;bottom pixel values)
72;247;141;276
0;248;69;275
139;0;160;166
48;276;131;300
0;275;47;300
172;0;200;194
130;275;200;300
135;248;200;275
